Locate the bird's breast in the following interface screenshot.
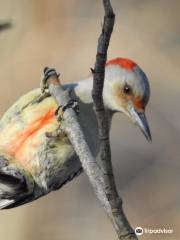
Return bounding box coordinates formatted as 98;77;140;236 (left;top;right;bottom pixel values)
0;88;100;190
0;90;61;173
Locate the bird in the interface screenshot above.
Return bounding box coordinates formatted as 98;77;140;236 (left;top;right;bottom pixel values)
0;57;151;209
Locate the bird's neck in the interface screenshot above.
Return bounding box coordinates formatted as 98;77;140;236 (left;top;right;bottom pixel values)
74;76;113;128
74;76;93;104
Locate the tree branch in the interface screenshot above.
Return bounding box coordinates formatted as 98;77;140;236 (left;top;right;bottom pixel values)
0;22;12;32
92;0;137;239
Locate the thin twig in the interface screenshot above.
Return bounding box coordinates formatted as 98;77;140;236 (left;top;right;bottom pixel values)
92;0;137;239
0;22;12;32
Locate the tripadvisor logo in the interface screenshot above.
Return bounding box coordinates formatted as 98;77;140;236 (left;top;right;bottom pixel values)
135;227;143;236
135;226;173;236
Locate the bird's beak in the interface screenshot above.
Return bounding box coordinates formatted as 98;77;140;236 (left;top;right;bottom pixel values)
127;104;152;142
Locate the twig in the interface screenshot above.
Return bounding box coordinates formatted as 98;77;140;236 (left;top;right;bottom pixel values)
0;22;12;32
92;0;137;239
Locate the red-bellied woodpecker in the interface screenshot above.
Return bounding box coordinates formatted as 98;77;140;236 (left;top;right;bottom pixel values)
0;58;151;209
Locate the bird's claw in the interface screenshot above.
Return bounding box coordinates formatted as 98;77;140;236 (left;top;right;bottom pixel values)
40;67;60;94
45;128;66;139
55;99;79;121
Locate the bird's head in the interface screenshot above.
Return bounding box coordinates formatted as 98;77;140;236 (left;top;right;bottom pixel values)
103;58;151;142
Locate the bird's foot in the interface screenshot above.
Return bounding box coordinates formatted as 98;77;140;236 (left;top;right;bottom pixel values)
40;67;60;94
35;67;60;103
46;99;79;140
33;92;51;104
45;127;67;139
55;99;79;121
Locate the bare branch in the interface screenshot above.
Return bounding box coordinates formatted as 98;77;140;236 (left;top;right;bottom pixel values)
92;0;137;239
0;22;12;32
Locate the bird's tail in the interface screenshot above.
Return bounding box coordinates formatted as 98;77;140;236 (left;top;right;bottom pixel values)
0;199;14;209
0;155;34;209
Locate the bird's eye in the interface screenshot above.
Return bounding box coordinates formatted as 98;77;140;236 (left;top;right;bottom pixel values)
123;84;132;95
